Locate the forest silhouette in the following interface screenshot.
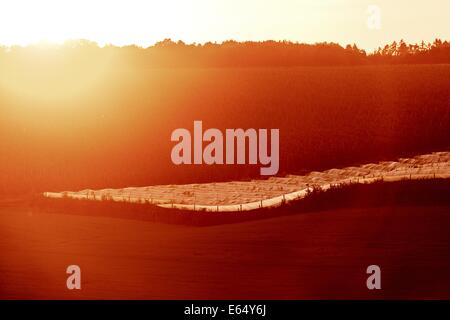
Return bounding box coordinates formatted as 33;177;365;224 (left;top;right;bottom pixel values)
1;38;450;67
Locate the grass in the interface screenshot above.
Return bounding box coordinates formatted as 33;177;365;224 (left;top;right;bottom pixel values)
2;196;450;298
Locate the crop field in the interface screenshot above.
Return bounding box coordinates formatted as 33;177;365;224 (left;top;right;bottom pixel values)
1;59;450;299
1;64;450;194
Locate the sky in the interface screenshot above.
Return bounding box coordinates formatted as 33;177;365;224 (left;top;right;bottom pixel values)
0;0;448;51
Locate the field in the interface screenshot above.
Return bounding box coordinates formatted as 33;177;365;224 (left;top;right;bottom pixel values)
1;197;450;299
1;61;450;299
1;64;450;194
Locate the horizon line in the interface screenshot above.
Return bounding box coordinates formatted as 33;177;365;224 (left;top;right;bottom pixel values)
1;37;448;54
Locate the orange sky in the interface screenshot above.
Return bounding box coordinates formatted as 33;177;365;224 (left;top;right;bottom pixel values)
0;0;448;51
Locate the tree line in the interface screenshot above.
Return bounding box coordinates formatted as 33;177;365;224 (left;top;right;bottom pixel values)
1;39;450;67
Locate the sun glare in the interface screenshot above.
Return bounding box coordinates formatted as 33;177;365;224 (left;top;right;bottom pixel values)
0;0;190;47
0;0;449;51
